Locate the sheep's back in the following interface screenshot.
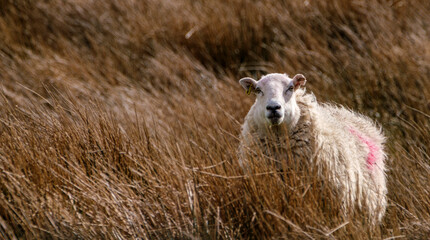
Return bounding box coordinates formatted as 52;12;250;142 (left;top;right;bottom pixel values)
310;103;387;222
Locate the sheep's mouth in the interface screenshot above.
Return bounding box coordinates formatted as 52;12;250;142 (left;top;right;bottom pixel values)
267;113;283;125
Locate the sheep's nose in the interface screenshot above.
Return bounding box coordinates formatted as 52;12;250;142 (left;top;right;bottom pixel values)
266;104;281;111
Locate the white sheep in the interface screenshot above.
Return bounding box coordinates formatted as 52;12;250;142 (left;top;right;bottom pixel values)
238;73;387;223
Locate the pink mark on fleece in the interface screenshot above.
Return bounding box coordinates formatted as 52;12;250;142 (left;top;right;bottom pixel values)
349;128;380;170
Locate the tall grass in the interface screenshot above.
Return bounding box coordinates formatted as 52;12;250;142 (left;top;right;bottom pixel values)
1;0;429;239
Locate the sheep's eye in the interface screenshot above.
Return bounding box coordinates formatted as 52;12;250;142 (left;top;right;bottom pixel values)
286;86;294;93
255;88;262;94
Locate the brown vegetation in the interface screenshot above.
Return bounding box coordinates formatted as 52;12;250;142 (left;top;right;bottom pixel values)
0;0;429;239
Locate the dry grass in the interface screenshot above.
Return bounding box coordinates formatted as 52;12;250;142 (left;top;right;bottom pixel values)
1;0;430;239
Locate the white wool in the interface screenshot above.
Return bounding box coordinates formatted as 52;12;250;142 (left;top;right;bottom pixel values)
239;74;387;223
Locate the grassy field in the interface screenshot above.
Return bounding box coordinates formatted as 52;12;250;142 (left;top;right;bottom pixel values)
1;0;430;239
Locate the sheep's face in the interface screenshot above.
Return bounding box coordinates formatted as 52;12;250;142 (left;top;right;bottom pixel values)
239;73;306;127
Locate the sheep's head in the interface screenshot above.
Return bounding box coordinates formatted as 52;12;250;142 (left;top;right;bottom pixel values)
239;73;306;128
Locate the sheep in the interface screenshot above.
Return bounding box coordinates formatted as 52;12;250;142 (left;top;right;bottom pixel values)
238;73;387;223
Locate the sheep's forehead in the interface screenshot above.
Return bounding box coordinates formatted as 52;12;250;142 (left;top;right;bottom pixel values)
257;74;292;90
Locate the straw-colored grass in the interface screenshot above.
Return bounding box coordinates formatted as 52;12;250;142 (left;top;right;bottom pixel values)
1;0;429;239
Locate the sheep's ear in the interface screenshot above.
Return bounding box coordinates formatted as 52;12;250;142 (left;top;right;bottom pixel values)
293;74;306;90
239;77;258;95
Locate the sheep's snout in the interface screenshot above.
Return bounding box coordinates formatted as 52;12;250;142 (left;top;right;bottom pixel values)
266;104;281;111
265;101;284;125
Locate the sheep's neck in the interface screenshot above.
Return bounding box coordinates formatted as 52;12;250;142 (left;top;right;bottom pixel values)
255;101;313;162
